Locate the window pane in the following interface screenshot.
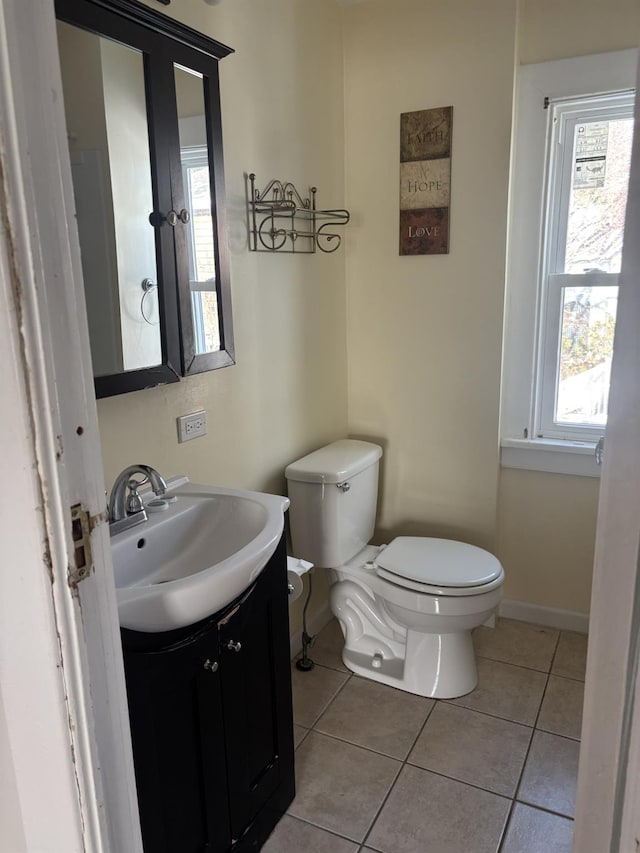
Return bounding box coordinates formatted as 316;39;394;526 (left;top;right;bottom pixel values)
564;117;633;274
186;164;216;282
556;285;618;425
191;290;220;353
174;64;221;356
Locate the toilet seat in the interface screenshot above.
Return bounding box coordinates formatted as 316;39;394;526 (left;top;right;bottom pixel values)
375;537;504;597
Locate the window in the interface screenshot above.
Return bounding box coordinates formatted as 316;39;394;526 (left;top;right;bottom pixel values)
181;146;221;355
538;94;634;440
500;49;638;476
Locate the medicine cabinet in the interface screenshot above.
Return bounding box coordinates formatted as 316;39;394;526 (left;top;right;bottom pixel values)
55;0;235;397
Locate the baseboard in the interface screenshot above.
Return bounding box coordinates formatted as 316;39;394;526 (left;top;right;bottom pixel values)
500;598;589;634
289;603;332;659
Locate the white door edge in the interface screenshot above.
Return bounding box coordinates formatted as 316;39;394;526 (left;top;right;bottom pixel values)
573;56;640;852
0;0;142;850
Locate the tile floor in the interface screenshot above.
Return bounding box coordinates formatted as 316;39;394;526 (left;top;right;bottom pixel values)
263;617;587;853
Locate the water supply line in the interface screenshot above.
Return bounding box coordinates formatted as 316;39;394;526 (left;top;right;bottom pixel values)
296;570;316;671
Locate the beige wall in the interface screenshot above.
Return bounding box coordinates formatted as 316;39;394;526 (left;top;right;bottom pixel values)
342;0;638;616
93;0;639;629
498;469;600;613
519;0;640;64
96;0;347;634
343;0;518;552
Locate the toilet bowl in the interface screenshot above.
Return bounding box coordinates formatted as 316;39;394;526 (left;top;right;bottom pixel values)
285;440;504;699
329;541;503;698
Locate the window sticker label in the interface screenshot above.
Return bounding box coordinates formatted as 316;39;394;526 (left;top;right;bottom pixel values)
573;122;609;189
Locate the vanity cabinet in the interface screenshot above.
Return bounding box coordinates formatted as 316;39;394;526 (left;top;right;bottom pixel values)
121;535;294;852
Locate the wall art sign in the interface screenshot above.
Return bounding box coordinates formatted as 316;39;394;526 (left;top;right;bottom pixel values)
399;106;452;255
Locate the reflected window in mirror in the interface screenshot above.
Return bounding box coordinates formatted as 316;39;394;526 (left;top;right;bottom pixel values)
175;65;221;356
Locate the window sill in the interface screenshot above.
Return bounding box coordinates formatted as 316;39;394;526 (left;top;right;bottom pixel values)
500;438;601;478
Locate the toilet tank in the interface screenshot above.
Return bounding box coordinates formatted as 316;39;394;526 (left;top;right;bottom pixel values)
285;439;383;568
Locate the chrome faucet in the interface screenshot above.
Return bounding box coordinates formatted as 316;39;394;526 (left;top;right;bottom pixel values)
108;464;168;534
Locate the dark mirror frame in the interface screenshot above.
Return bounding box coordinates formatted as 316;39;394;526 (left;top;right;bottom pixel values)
55;0;235;398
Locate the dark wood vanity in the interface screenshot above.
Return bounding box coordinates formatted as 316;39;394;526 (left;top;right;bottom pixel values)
121;534;295;852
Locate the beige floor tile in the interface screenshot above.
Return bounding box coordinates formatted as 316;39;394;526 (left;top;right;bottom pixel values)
518;730;580;817
537;675;584;740
294;724;309;748
367;764;510;853
408;703;531;796
315;676;434;759
291;664;350;728
552;631;588;681
262;815;359;853
302;618;349;672
474;618;559;671
448;657;547;725
289;731;400;842
501;803;574;853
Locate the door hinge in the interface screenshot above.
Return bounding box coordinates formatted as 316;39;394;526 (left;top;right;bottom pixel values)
69;503;94;587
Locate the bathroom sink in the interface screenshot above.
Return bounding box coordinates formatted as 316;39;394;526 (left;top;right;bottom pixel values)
111;478;290;632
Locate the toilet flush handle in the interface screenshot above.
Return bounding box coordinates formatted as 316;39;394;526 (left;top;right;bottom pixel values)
336;481;350;492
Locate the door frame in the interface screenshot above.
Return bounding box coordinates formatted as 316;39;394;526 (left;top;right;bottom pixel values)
573;58;640;852
0;0;141;849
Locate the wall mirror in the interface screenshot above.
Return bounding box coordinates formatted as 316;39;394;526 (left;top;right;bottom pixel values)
55;0;235;398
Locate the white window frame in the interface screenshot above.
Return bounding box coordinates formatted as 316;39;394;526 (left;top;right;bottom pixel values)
537;93;633;442
500;49;638;477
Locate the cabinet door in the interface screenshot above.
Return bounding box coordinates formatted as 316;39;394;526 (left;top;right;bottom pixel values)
124;624;231;853
217;538;295;843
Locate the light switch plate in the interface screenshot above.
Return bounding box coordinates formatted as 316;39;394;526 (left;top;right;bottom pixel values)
177;410;207;443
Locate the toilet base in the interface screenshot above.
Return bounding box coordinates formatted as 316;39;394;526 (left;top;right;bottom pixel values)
341;627;478;699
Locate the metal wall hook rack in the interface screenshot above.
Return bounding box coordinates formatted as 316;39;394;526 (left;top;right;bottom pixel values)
247;173;350;254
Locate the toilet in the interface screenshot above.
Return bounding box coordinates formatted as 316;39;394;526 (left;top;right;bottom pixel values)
285;439;504;699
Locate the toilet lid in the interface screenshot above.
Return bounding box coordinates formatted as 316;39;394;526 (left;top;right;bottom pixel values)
376;537;502;588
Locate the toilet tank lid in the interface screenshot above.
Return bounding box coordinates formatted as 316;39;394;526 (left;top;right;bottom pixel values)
285;439;383;484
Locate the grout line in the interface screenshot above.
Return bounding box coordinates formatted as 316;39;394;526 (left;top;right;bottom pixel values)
496;719;540;850
497;638;558;850
547;671;586;684
305;728;405;761
358;699;438;849
400;758;517;801
547;631;563;679
441;699;539;728
535;721;582;742
291;660;352;729
513;798;576;822
475;652;557;676
293;725;311;750
498;632;561;852
279;813;365;847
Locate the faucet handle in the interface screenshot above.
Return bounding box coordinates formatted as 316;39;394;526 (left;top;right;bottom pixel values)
126;479;145;515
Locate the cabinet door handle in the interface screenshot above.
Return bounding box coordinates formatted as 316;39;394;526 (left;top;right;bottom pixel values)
160;209;190;227
203;659;219;672
226;640;242;653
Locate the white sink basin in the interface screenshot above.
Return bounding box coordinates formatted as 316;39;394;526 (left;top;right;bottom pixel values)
111;479;290;632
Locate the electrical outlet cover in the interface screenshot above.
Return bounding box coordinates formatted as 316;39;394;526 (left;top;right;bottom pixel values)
177;410;207;443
